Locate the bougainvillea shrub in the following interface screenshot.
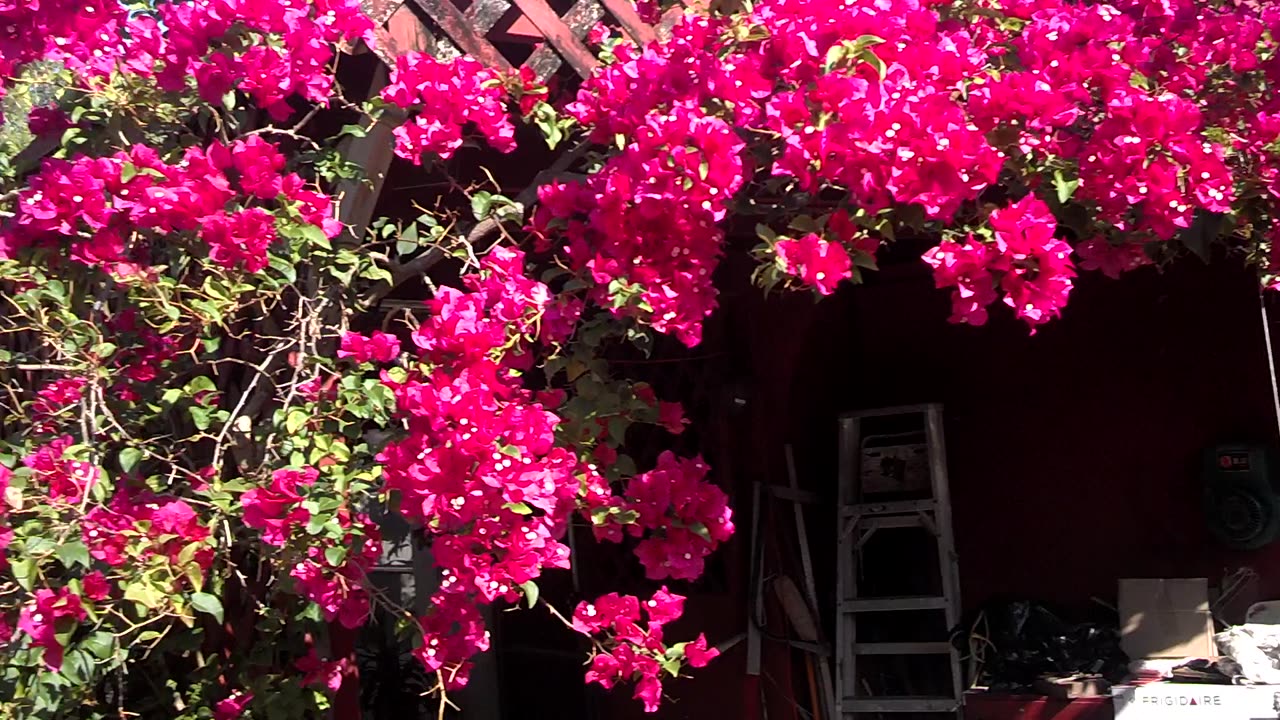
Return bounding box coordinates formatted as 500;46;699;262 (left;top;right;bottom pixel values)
3;0;1280;716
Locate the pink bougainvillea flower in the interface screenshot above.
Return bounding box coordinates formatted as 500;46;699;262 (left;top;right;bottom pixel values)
241;467;318;546
23;436;100;504
1076;238;1152;279
296;647;350;692
201;207;277;273
657;401;688;435
17;588;86;670
644;586;685;626
684;633;719;668
987;196;1076;328
775;233;853;296
213;691;253;720
337;330;402;364
81;571;111;602
922;238;998;326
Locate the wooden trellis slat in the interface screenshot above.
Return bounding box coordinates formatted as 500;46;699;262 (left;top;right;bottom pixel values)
465;0;514;36
510;0;599;77
524;0;606;78
372;3;438;62
361;0;666;80
596;0;656;47
410;0;516;71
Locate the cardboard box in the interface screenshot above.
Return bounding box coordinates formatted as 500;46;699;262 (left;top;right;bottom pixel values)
1119;578;1216;660
1113;683;1280;719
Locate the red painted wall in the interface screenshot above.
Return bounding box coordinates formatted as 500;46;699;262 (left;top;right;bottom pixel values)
786;256;1280;612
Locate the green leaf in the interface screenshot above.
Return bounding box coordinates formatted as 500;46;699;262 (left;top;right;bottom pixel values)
119;447;142;474
190;592;224;623
661;656;682;677
1053;169;1079;204
611;453;637;476
189;406;211;431
339;123;368;138
81;632;115;660
299;223;332;248
851;34;886;51
120;162;138;183
825;43;847;70
520;580;539;609
503;502;533;515
92;342;117;358
124;582;164;610
55;542;90;569
285;409;309;435
471;191;493;220
11;557;35;591
268;254;298;284
1179;210;1225;262
324;546;347;567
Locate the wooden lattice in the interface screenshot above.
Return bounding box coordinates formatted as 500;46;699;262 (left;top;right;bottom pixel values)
359;0;683;79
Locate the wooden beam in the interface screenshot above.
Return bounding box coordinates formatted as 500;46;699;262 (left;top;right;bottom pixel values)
597;0;657;46
411;0;516;71
510;0;599;77
361;0;405;25
465;0;516;35
523;0;605;79
370;2;437;63
335;64;402;249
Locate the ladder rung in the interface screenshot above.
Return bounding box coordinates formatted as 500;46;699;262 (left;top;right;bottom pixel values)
839;404;939;420
858;515;931;530
768;485;819;503
842;499;937;517
842;696;959;713
841;596;948;613
852;642;953;655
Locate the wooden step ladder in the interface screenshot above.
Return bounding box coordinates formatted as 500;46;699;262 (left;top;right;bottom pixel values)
836;404;963;717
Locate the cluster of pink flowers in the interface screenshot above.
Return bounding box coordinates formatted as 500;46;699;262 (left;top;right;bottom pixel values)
295;646;351;692
381;53;519;163
242;467;318;547
571;587;717;712
525;0;1280;330
337;330;402;364
23;436;100;504
0;1;123;118
375;248;578;685
1;0;371;122
368;248;731;691
587;452;734;581
213;691;254;720
29;377;88;435
103;309;184;404
775;234;853;297
288;518;381;629
924;196;1075;328
16;588;86;671
241;467;381;628
533;105;745;346
83;491;212;575
1;138;338;275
